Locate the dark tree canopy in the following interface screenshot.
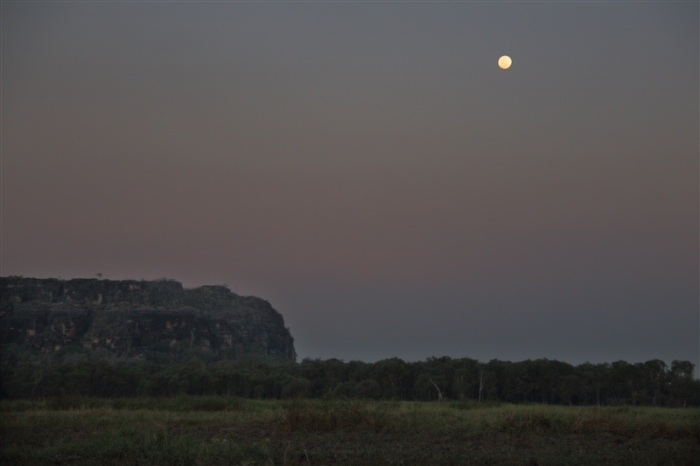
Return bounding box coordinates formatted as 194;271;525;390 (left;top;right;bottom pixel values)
2;356;698;407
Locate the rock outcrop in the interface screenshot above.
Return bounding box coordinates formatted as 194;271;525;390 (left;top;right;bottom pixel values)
0;277;296;364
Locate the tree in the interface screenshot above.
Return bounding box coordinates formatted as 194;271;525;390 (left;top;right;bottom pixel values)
669;360;697;407
281;378;311;399
355;379;381;399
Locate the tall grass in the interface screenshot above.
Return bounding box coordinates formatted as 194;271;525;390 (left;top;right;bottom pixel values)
2;398;698;465
0;395;245;412
283;400;391;432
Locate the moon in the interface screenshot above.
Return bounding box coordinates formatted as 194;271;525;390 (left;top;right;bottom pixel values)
498;55;512;70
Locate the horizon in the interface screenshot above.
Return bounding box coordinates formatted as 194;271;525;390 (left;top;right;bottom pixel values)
2;274;696;371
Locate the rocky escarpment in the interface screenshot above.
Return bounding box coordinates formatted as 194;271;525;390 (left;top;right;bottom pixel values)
0;277;296;365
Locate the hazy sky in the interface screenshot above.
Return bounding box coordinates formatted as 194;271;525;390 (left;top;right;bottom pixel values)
3;1;698;368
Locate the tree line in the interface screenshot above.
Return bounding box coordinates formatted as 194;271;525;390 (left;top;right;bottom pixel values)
1;357;697;406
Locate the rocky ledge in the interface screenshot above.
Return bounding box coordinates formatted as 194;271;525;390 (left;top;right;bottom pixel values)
1;277;296;365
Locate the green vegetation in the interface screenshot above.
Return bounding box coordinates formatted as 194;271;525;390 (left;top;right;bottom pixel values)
1;398;698;465
3;357;698;407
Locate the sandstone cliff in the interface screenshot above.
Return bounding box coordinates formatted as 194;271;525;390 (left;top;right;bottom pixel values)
0;277;296;364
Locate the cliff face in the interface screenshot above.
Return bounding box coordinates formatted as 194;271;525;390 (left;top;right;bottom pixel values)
0;277;296;364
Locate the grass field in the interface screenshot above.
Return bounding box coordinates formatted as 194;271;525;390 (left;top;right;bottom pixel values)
1;397;698;465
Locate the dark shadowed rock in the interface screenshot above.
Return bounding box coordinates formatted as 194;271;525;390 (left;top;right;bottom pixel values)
0;277;296;365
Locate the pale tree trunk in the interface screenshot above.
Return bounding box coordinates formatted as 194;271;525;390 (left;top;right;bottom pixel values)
478;369;485;403
429;378;444;402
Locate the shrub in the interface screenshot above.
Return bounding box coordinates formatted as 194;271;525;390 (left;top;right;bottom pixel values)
281;378;311;399
355;379;381;399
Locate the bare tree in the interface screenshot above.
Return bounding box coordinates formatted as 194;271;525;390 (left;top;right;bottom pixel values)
478;367;486;403
429;378;444;402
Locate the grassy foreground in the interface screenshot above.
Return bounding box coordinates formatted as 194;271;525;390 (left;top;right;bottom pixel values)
1;398;698;465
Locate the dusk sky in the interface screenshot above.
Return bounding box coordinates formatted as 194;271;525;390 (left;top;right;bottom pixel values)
3;1;698;368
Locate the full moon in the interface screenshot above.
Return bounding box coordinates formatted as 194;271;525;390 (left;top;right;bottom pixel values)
498;55;512;69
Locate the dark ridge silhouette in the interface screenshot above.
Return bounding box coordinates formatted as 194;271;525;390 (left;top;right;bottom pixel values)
0;276;296;364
